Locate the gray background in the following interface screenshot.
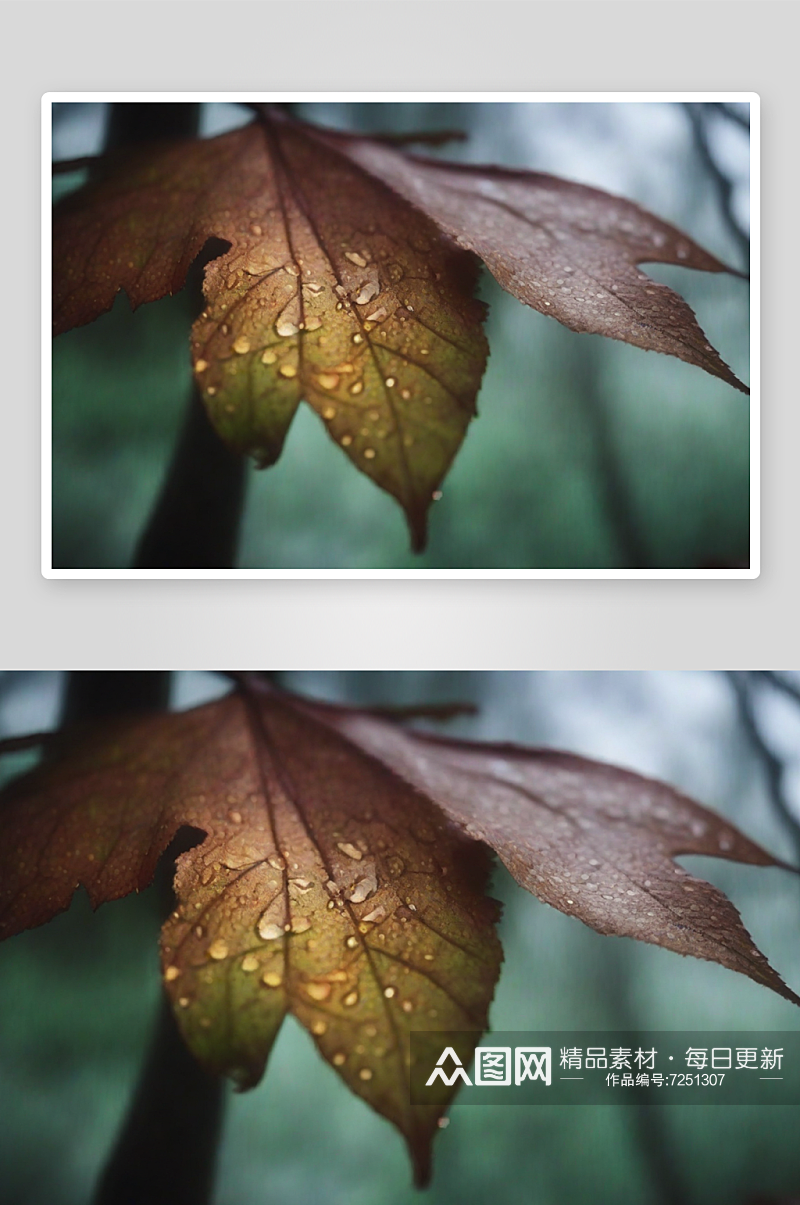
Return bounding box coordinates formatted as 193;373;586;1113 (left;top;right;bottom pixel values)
1;0;796;667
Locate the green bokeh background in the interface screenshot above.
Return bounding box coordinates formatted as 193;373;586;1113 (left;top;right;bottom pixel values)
51;103;751;569
1;671;797;1205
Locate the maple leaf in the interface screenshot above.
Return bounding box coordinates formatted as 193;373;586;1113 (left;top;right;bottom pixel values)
2;679;794;1185
53;106;747;550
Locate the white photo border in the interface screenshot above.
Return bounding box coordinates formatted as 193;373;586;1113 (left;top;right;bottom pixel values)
42;91;760;581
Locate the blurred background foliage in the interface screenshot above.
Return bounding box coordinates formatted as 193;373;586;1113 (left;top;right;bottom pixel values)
0;670;797;1205
51;102;751;569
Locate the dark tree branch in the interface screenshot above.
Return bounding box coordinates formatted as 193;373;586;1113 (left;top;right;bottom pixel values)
102;104;249;570
712;101;750;132
685;104;751;274
727;672;800;871
133;380;247;569
60;672;227;1205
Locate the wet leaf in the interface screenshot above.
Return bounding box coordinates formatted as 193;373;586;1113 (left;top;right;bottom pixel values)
53;107;746;549
309;699;798;1006
331;132;748;394
0;688;501;1184
53;115;487;550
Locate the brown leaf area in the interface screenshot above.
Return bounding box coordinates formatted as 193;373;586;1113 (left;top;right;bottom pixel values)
332;135;748;394
53;116;488;549
303;700;799;1006
53;108;747;548
0;690;501;1184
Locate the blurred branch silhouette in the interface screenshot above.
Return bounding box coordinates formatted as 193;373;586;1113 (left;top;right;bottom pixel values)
685;103;750;274
727;672;800;870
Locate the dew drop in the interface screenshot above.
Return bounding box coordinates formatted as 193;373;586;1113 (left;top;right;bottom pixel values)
276;320;299;338
229;810;242;824
283;262;300;277
349;381;364;396
194;359;208;373
323;406;337;420
384;377;396;388
279;363;297;379
365;306;387;323
343;990;359;1008
221;324;229;335
261;349;277;365
347;868;378;902
304;316;322;331
367;409;380;422
317;373;340;391
292;916;312;934
432;490;443;501
241;953;260;973
359;1067;373;1081
290;878;313;893
233;336;250;355
363;448;376;460
438;1117;450;1129
383;987;396;999
306;981;332;1002
346;251;368;267
269;855;286;871
164;965;180;981
312;1019;327;1035
178;996;190;1008
346;935;359;949
338;842;363;861
195;925;204;939
401;1000;413;1014
258;917;284;941
200;866;216;886
250;223;262;235
208;939;229;961
333;1052;346;1066
262;970;282;988
341;435;353;447
355;282;380;306
352;333;364;345
400;389;411;400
